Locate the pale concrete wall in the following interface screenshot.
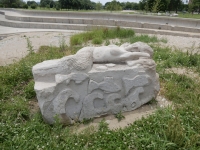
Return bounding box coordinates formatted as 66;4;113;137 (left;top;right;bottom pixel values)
0;9;200;37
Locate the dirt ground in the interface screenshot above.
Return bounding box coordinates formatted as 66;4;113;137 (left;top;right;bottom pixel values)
0;31;79;66
0;31;200;66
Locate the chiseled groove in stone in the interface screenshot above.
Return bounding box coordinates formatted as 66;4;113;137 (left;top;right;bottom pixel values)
32;42;160;124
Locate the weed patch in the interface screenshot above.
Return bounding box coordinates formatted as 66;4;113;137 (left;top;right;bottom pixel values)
70;27;135;46
0;46;66;100
154;46;200;74
115;111;125;122
129;34;160;43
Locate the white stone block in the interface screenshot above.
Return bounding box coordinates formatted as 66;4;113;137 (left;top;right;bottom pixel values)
32;42;160;124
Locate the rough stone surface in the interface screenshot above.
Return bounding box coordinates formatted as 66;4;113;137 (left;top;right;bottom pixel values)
32;42;160;124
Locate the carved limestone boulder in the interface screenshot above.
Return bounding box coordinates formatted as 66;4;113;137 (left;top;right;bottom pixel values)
32;42;160;124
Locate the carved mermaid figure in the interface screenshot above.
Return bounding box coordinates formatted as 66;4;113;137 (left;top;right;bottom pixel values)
32;42;159;124
32;42;154;82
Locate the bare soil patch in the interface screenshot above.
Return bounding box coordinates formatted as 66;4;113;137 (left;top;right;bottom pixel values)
165;67;200;81
0;31;79;66
149;34;200;53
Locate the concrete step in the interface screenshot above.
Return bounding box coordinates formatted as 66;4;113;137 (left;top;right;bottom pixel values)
0;9;200;38
1;10;200;34
2;9;200;29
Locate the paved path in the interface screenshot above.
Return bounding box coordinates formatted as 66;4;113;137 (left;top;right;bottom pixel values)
0;25;76;35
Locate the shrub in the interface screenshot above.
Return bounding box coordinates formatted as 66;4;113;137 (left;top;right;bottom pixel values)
46;4;50;9
56;5;60;10
92;37;103;44
23;4;28;9
31;4;37;9
11;3;17;8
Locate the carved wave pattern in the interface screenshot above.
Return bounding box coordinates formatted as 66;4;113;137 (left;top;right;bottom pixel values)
47;74;152;123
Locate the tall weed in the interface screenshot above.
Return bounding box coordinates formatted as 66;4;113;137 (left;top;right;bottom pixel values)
70;27;135;46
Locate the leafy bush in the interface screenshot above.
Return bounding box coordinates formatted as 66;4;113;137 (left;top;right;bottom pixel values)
11;3;17;8
56;5;60;10
31;4;37;9
70;27;135;46
22;4;28;9
92;37;103;44
130;34;159;43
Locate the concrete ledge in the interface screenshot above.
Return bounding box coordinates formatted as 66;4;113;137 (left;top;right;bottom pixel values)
2;9;199;28
0;11;5;15
116;21;142;28
0;18;200;38
0;9;200;38
2;13;200;34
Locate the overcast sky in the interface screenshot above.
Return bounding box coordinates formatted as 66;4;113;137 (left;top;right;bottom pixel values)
23;0;141;5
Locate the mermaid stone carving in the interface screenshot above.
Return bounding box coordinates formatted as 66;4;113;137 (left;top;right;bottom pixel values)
33;42;154;78
32;42;159;124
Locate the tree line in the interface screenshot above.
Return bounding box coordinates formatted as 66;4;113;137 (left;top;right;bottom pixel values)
0;0;140;11
0;0;199;13
139;0;200;13
188;0;200;13
0;0;27;8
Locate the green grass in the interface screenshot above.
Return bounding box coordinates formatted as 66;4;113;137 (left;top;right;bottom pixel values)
70;27;166;46
129;34;161;43
178;13;200;19
70;27;135;46
123;10;200;19
1;28;200;149
154;46;200;74
0;46;66;100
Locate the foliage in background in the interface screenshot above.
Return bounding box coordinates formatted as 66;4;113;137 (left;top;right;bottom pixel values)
0;0;27;8
105;0;122;11
139;0;185;13
95;2;102;11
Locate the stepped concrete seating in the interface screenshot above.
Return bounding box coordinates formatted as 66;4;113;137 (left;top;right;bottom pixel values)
0;9;200;37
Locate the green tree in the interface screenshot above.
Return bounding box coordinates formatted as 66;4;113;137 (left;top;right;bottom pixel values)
125;2;132;9
139;0;183;13
193;0;200;13
106;0;122;11
147;0;156;11
188;2;195;13
168;0;183;13
58;0;94;10
0;0;25;8
40;0;55;8
132;3;139;10
40;0;49;7
27;1;38;7
139;0;148;10
31;3;37;9
96;1;102;10
144;1;149;12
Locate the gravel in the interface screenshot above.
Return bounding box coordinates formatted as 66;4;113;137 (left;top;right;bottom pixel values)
152;34;200;53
